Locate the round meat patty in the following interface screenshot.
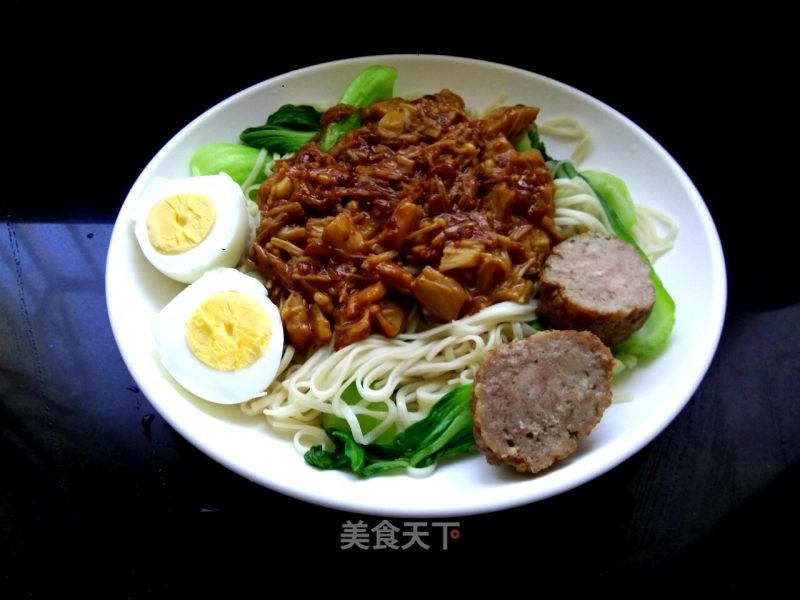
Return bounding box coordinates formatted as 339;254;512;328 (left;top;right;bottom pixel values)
537;232;654;345
472;330;614;474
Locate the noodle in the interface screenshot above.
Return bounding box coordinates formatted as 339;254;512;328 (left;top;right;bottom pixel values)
632;204;678;261
542;118;678;261
242;151;285;201
242;301;538;449
240;147;268;197
539;118;591;165
553;177;610;238
552;176;678;262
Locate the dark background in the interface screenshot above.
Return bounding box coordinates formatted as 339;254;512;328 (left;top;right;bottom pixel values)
3;7;797;597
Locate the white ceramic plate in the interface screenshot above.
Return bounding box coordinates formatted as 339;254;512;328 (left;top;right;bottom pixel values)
106;55;726;517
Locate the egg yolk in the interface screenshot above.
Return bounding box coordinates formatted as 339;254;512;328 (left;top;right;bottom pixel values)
147;193;216;254
186;291;271;371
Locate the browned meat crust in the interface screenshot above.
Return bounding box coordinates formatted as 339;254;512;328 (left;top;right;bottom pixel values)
472;330;614;474
537;233;654;345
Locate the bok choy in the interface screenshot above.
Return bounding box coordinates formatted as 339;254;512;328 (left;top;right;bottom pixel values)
305;384;475;477
320;65;397;151
239;104;322;154
190;65;398;181
189;143;266;186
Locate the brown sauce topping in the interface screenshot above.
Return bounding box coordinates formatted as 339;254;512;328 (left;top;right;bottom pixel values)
249;89;557;350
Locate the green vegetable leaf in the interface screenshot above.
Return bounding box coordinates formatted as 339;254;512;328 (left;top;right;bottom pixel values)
581;170;637;231
320;381;397;444
320;65;398;151
516;124;551;161
265;104;322;130
240;126;317;154
320;113;360;152
614;271;675;357
236;67;397;155
189;143;265;186
304;384;475;477
339;65;398;109
239;104;322;154
304;439;352;470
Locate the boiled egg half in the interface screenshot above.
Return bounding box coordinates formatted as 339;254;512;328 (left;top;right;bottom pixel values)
133;173;250;283
153;268;283;404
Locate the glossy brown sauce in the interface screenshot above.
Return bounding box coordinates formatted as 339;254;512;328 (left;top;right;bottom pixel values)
249;89;557;350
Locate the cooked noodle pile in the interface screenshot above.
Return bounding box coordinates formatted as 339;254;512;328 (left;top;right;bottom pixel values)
243;301;538;452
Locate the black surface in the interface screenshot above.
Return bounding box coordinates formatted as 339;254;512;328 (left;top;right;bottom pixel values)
3;12;797;597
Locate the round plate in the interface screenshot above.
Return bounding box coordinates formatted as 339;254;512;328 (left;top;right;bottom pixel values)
106;55;726;517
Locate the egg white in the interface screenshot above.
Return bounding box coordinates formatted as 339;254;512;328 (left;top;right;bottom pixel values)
153;268;284;404
132;173;250;283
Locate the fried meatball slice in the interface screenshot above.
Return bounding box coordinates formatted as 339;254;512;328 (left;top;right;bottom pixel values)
472;330;614;474
537;233;654;345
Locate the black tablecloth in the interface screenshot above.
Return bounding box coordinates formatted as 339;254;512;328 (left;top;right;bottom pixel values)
3;15;797;596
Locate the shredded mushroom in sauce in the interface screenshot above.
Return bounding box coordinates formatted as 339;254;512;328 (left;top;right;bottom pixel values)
249;89;557;350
